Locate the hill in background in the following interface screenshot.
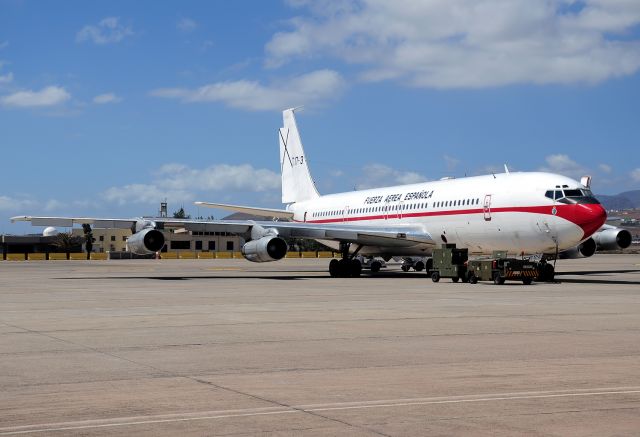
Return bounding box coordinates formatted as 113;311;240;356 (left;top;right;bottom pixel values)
597;190;640;210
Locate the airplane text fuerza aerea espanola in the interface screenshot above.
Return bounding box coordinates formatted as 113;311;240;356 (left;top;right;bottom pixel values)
364;190;434;204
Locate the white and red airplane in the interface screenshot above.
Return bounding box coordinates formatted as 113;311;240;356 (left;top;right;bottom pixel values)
12;108;630;279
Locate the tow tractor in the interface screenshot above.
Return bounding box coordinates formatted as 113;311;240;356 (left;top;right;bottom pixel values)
429;244;469;282
466;251;538;285
428;244;539;285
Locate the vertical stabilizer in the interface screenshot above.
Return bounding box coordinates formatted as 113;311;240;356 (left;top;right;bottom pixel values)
279;108;320;204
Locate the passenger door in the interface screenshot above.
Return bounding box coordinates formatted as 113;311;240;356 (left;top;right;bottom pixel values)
483;194;492;221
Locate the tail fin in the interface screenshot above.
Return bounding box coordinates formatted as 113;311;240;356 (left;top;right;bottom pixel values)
279;108;320;204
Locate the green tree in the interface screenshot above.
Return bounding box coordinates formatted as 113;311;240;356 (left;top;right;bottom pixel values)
51;232;83;257
173;207;191;219
82;224;95;259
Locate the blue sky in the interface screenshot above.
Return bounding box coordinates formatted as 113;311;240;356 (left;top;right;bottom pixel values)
1;0;640;232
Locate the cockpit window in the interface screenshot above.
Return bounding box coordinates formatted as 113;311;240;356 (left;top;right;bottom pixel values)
546;187;599;204
563;189;583;197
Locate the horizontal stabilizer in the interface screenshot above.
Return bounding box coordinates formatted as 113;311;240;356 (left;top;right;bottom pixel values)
194;202;294;220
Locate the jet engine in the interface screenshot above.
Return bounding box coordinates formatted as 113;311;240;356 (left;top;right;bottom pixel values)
241;236;288;262
592;227;632;251
559;237;596;259
126;228;165;255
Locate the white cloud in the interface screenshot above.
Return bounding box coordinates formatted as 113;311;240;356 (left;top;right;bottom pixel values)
0;61;13;84
1;86;70;108
177;18;198;32
103;183;191;207
93;93;122;104
150;69;346;111
539;154;588;178
443;154;460;171
598;163;612;174
103;163;281;206
0;195;37;212
0;71;12;84
266;0;640;88
157;163;281;192
43;199;65;212
76;17;133;45
631;168;640;182
356;163;427;189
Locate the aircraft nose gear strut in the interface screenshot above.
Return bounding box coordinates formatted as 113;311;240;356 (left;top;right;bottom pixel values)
328;242;363;278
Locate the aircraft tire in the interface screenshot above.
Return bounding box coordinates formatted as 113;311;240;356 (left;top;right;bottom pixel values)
414;261;425;272
401;265;410;272
350;259;362;277
370;261;381;273
537;262;555;282
544;264;555;282
329;259;340;277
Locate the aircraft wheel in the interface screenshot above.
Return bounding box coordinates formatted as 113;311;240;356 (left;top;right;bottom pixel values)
522;277;533;285
537;263;555;282
431;271;440;282
468;273;478;284
452;277;460;283
414;261;424;272
349;259;362;277
401;265;410;272
543;264;555;282
493;273;505;285
370;260;382;273
329;259;340;278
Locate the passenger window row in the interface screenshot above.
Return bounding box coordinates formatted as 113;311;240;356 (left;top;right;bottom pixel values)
433;198;480;208
311;197;482;218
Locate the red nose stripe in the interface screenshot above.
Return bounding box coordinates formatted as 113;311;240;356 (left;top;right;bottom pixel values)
551;204;607;239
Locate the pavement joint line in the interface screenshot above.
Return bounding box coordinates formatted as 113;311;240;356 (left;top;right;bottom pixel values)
4;326;640;358
0;323;390;436
2;311;634;333
187;377;392;437
2;387;640;435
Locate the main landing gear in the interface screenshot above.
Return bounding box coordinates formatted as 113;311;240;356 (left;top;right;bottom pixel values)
329;242;363;278
400;257;431;273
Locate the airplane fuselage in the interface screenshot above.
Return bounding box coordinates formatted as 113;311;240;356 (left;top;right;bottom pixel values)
289;172;606;256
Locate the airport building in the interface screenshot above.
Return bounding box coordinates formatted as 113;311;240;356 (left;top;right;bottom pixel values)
68;227;242;254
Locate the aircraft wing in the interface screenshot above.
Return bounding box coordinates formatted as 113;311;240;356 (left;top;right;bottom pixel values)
194;201;294;219
11;215;434;247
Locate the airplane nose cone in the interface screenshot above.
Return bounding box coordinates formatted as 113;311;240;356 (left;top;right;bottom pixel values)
574;203;607;239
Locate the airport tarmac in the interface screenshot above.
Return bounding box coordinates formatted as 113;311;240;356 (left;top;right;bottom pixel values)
1;254;640;436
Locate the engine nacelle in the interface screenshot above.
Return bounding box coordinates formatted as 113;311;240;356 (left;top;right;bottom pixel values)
241;236;288;263
126;228;165;255
593;228;632;251
559;237;596;259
